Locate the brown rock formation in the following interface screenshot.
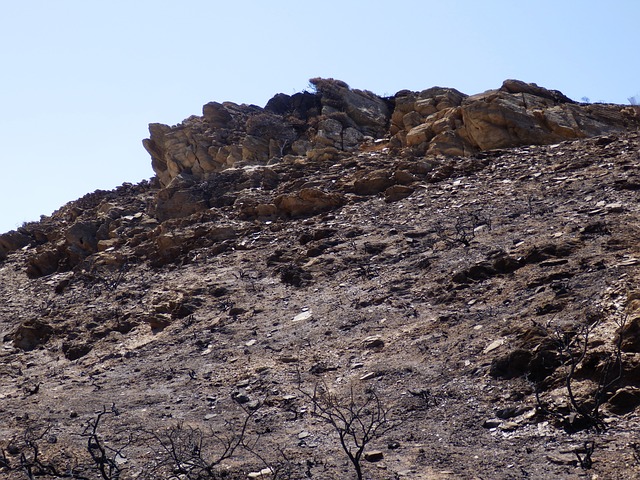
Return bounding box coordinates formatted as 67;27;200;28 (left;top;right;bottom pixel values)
144;78;639;190
393;79;639;156
3;79;637;279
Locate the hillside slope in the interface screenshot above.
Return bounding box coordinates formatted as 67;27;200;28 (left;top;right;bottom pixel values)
1;81;640;479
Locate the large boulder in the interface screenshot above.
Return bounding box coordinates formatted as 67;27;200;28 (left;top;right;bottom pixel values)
153;174;211;222
11;319;54;350
274;188;346;217
309;77;391;139
65;221;99;264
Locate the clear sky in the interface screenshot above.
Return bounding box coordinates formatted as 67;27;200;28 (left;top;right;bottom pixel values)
1;0;639;233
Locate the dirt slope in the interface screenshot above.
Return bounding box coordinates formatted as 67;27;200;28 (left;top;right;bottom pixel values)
2;131;640;479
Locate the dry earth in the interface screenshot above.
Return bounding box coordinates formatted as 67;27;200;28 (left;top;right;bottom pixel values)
2;131;640;479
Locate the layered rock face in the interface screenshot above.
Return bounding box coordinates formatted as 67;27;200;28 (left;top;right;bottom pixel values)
392;79;639;156
143;78;639;186
142;78;391;187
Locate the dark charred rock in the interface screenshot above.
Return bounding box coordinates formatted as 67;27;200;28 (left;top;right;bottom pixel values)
11;319;54;351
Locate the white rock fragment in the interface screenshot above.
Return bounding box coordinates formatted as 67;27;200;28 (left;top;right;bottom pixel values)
292;310;313;323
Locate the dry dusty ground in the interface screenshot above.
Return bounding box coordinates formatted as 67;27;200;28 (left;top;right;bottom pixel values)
2;132;640;479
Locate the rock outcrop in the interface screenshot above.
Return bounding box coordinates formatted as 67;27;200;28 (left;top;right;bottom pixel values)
1;79;638;276
143;78;639;187
391;79;639;156
142;79;392;188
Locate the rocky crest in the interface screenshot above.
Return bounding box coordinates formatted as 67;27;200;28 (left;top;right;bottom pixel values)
1;80;640;479
143;78;638;187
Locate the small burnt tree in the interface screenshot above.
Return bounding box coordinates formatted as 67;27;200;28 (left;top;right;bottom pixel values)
301;384;396;480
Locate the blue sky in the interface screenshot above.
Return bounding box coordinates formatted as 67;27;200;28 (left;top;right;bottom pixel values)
1;0;639;233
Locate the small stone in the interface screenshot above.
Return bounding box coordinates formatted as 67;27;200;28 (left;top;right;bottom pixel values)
607;386;640;414
499;421;519;431
7;444;20;455
546;453;578;466
293;310;313;323
247;467;273;478
144;314;171;330
278;355;299;363
364;450;384;462
495;406;526;419
362;335;384;349
298;431;311;439
605;202;624;213
482;419;501;429
617;258;640;267
232;392;250;404
483;339;504;354
229;307;246;316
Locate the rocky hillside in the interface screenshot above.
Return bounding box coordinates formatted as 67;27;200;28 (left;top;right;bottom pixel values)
1;80;640;479
142;78;637;188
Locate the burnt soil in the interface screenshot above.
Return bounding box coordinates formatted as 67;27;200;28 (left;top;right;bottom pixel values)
2;132;640;479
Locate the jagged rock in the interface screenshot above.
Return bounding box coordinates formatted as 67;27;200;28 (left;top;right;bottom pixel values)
143;78;395;188
153;174;210;221
12;319;54;350
142;313;172;331
384;185;414;202
353;169;396;195
306;146;345;162
202;101;233;128
274;188;346;217
619;316;640;352
500;79;574;103
0;230;31;261
363;335;384;349
264;91;320;119
235;196;278;219
143;102;261;187
607;386;640;414
142;78;639;196
26;245;65;278
364;450;384;462
309;77;390;139
62;341;92;361
153;223;236;263
64;221;99;264
489;349;533;379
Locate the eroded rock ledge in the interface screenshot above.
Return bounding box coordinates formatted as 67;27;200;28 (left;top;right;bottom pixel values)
143;78;639;187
